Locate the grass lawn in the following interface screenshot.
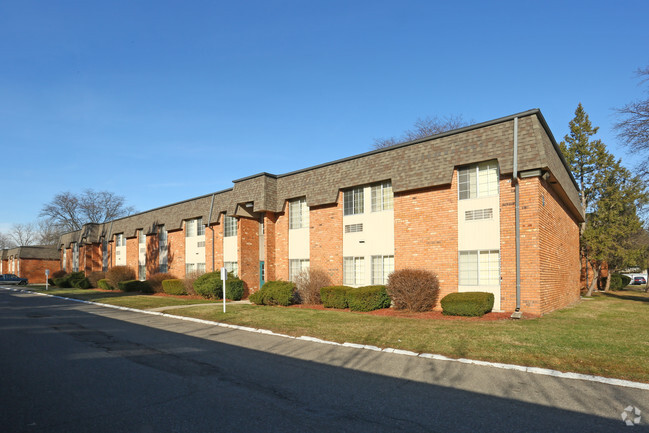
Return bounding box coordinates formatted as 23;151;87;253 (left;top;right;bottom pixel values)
26;286;649;383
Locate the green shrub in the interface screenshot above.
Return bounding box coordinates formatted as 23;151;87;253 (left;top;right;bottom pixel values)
106;266;136;289
162;279;187;296
250;281;296;306
193;271;244;300
387;269;440;312
320;286;351;309
53;277;71;288
97;279;114;290
346;285;391;312
441;292;494;317
621;274;632;288
117;280;152;293
73;278;91;289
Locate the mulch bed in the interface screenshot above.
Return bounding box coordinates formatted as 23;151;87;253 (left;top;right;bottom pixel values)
288;303;521;321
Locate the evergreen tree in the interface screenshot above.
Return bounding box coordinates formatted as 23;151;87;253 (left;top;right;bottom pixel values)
561;104;648;295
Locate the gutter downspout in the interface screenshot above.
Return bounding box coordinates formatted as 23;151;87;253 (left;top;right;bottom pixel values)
207;193;216;272
511;117;523;319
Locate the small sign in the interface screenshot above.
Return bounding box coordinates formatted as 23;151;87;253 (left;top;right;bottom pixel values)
220;267;227;281
45;269;50;276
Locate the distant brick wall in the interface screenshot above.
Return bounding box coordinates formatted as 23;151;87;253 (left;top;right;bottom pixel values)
310;192;343;284
393;179;458;307
263;212;278;282
20;258;60;283
126;237;139;275
274;204;289;281
146;235;159;278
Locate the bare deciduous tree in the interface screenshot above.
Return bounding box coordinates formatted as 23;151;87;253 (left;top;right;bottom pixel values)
373;114;471;149
0;232;15;249
615;66;649;179
9;223;38;246
40;189;136;232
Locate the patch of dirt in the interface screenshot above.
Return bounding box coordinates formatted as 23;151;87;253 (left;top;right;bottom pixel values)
287;303;526;320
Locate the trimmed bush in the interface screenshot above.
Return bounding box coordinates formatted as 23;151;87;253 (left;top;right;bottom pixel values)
117;280;152;293
387;269;440;312
97;279;114;290
320;286;351;309
73;278;91;289
53;276;71;288
347;285;391;312
106;266;136;289
87;271;106;288
193;271;245;300
441;292;494;317
293;268;331;304
147;272;177;293
250;281;296;306
162;279;187;296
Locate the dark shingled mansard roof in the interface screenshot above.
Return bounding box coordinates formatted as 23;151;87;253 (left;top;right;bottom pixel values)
59;109;583;248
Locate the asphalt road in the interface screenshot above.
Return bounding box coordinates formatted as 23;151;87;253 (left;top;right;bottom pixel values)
1;288;647;432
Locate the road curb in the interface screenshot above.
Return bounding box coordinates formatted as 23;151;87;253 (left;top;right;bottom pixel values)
5;286;649;391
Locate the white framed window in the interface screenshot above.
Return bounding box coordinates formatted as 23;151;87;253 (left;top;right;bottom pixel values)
458;161;499;200
289;198;309;229
186;263;196;275
101;239;108;272
224;216;237;237
371;181;393;212
343;187;364;216
72;242;79;273
459;250;500;286
289;259;309;281
371;255;394;285
116;233;126;247
343;256;365;286
139;230;146;245
138;265;146;281
185;217;205;237
197;263;206;274
224;261;238;277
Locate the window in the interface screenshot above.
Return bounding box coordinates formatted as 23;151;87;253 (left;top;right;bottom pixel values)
465;208;494;221
197;263;205;274
138;265;146;281
289;198;309;229
459;250;500;286
458;161;499;200
186;263;196;275
158;225;168;273
224;216;237;237
224;261;238;276
260;217;264;235
371;255;394;285
101;239;108;272
72;243;79;273
139;230;146;245
186;218;204;237
343;187;364;216
344;257;365;285
289;259;309;281
371;181;393;212
116;234;126;247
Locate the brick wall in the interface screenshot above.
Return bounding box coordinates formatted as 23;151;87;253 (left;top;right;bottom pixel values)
239;216;260;294
126;237;139;274
20;258;60;283
394;179;458;306
539;177;581;314
82;244;102;274
146;235;159;278
263;212;277;282
310;193;343;284
167;229;185;278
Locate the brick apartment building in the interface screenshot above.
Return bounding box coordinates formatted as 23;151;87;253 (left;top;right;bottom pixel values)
56;109;584;316
0;246;61;284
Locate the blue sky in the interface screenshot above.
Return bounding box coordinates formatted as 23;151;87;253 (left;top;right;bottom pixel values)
1;0;647;232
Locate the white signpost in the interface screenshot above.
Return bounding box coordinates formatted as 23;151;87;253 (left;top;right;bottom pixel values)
45;269;50;291
221;267;227;313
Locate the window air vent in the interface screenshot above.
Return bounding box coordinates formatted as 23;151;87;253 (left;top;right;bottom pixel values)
345;223;363;233
465;208;494;221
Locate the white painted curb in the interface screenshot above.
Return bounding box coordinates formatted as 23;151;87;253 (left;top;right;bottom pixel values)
5;287;649;391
